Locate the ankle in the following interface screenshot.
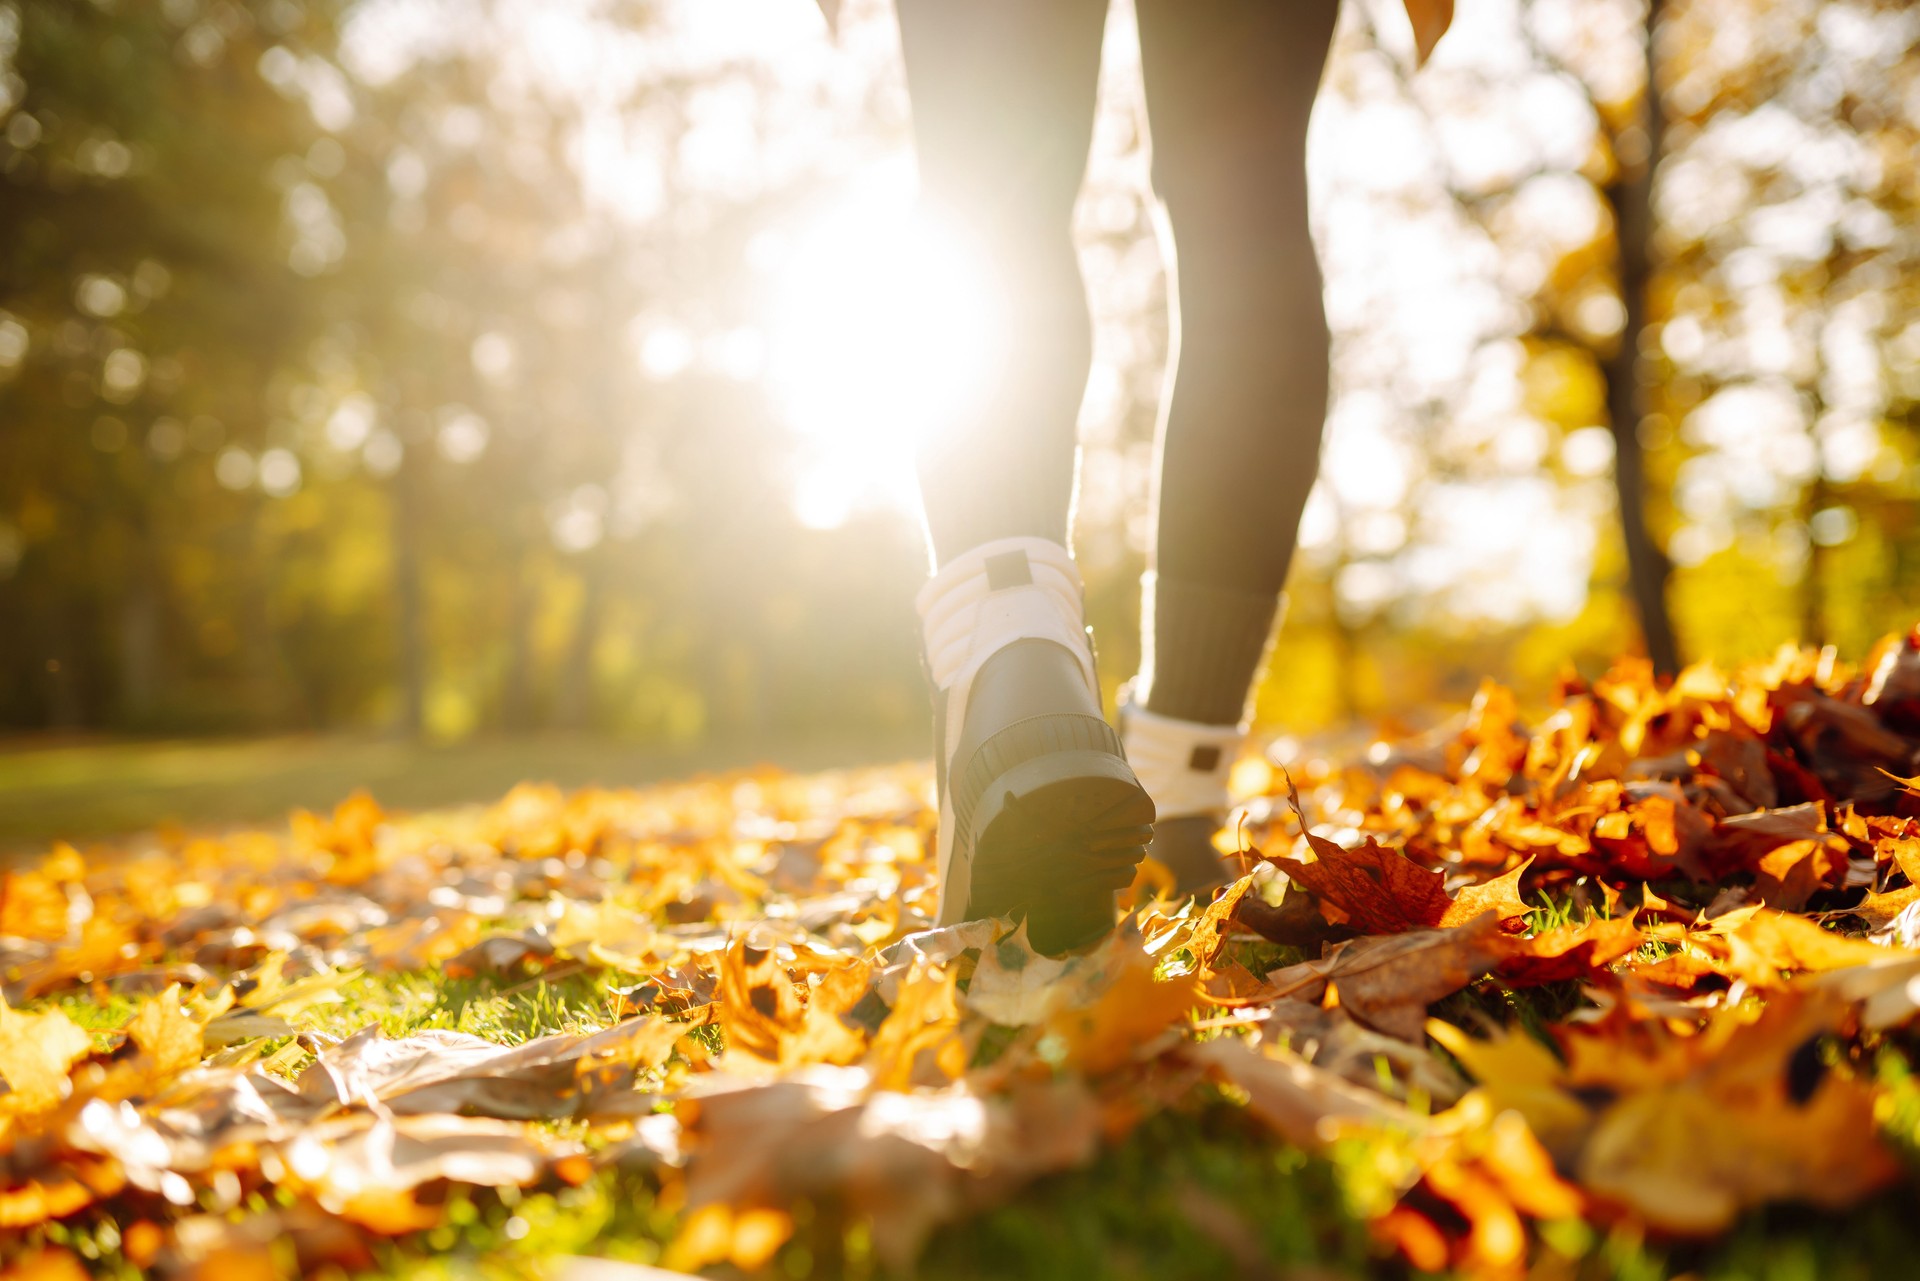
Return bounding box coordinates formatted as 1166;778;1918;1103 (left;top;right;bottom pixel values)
1137;575;1281;725
1119;692;1247;821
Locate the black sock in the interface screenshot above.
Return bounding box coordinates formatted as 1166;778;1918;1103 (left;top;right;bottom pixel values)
1140;576;1280;726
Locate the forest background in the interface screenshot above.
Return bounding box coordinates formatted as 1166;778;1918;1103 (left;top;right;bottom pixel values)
4;0;1918;808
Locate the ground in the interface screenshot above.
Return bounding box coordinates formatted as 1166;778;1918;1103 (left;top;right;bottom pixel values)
6;639;1920;1279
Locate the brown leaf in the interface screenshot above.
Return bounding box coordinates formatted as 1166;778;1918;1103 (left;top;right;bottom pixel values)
675;1071;1099;1272
1186;873;1256;970
1230;884;1353;950
1260;999;1467;1105
1751;838;1848;910
1184;1035;1417;1150
1853;883;1920;931
1270;778;1452;934
1267;912;1507;1041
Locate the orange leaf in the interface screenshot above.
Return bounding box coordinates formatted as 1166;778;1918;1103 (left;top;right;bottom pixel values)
1495;917;1642;988
1403;0;1455;66
1440;858;1534;933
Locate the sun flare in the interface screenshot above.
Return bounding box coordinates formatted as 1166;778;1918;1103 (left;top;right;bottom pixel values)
766;193;1006;529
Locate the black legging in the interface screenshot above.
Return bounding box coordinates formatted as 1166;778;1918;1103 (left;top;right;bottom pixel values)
899;0;1341;723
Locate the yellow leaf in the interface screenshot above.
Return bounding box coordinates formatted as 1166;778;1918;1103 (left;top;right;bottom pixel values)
0;998;91;1115
1578;1073;1894;1233
665;1203;793;1273
1427;1020;1588;1161
1045;945;1197;1075
0;1247;89;1281
127;985;204;1080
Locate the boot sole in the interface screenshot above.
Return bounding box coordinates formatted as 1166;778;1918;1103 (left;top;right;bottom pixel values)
961;736;1155;954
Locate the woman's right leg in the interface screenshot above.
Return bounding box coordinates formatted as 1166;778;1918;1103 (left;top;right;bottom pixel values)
895;0;1108;564
899;0;1154;952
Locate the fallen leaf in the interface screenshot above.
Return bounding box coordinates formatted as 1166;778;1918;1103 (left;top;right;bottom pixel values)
1439;858;1534;933
718;938;865;1068
1269;778;1452;933
0;998;91;1115
1267;912;1507;1041
126;985;205;1080
1184;1035;1416;1150
1403;0;1455;66
1495;917;1643;988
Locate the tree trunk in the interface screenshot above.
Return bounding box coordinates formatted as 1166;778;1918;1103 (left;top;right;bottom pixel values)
1602;0;1681;676
392;451;427;737
119;558;159;727
1802;472;1830;648
500;553;535;732
555;553;607;732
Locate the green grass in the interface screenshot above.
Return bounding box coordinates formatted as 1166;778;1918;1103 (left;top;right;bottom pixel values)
24;957;1920;1280
0;728;923;856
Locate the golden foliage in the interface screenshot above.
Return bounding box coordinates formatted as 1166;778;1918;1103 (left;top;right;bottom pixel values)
7;633;1920;1273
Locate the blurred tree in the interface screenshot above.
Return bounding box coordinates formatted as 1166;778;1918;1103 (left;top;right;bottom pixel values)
0;0;347;729
1649;0;1920;659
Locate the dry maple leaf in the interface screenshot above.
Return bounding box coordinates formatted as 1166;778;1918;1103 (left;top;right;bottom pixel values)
0;998;92;1116
1266;911;1508;1041
1270;780;1530;937
1495;916;1642;988
1184;1035;1417;1150
1269;778;1453;933
1576;1015;1895;1230
718;938;866;1068
1440;858;1534;933
1041;939;1200;1076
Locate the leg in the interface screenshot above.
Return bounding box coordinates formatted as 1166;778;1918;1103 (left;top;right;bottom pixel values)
896;0;1109;565
901;0;1153;949
1133;0;1341;725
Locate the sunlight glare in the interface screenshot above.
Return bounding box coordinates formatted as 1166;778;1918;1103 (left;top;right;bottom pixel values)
767;193;1006;529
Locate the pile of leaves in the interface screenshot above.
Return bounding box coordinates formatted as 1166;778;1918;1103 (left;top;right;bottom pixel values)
11;633;1920;1277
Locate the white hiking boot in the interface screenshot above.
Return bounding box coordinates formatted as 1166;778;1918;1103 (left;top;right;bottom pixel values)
1118;692;1247;893
918;537;1155;952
